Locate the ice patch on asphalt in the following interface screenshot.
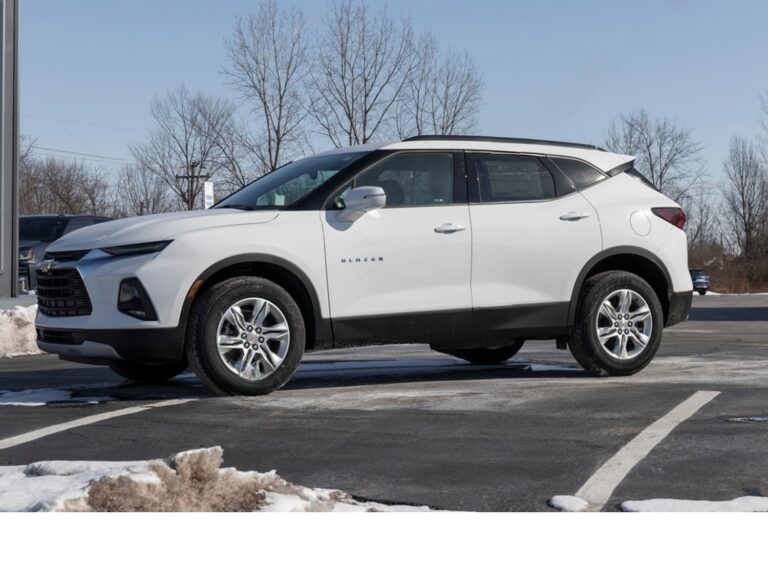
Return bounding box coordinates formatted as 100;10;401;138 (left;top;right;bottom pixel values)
726;416;768;423
548;495;589;512
620;497;768;512
0;388;114;406
0;305;41;359
0;446;432;512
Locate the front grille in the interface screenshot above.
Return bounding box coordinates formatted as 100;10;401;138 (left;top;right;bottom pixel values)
36;268;93;317
36;328;86;345
44;249;90;261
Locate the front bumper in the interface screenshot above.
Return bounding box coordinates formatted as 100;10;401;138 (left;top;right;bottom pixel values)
37;326;186;365
665;290;693;327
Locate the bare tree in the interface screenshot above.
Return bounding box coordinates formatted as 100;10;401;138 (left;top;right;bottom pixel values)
605;109;706;199
723;136;767;258
308;0;418;146
224;1;308;173
116;165;173;217
131;85;234;210
19;155;112;216
681;185;721;251
396;32;483;137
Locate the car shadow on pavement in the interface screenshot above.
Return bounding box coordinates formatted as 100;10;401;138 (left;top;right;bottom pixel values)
283;359;593;391
689;307;768;322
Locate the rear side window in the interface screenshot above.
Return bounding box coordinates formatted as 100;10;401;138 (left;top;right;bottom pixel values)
470;154;555;202
550;157;606;189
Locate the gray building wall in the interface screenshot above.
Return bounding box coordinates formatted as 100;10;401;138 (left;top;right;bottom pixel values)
0;0;19;297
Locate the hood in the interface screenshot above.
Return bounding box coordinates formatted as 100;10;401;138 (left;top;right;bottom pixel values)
47;208;279;252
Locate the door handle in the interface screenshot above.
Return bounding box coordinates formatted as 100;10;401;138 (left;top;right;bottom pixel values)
434;223;466;234
559;211;590;221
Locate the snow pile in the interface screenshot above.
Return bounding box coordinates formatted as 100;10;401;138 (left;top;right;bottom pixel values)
0;305;41;359
0;447;431;512
620;497;768;512
548;495;589;512
0;388;114;406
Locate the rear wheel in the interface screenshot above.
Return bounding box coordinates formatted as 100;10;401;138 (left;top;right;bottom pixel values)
187;276;305;396
568;271;662;376
432;341;525;365
109;360;188;383
698;289;707;295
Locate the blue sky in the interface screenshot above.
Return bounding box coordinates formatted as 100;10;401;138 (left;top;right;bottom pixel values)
19;0;768;178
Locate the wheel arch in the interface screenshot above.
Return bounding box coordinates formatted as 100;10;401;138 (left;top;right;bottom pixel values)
180;254;332;351
569;246;673;326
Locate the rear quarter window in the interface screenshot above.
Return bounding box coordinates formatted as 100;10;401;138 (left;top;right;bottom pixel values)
550;157;606;189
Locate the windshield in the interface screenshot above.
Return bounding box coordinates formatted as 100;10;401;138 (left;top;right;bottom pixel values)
215;151;370;210
19;217;67;243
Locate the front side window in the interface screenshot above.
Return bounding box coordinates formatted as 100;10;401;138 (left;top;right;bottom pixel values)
470;154;555;202
342;152;455;208
215;150;370;210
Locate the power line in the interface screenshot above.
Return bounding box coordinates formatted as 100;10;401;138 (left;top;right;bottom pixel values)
32;146;127;162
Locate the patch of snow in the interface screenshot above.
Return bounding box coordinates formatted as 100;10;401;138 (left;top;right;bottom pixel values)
726;416;768;423
0;447;433;512
621;497;768;512
0;305;41;359
548;495;589;512
0;388;114;406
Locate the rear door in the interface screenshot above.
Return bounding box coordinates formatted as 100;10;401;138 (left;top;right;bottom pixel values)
322;151;472;343
467;152;602;332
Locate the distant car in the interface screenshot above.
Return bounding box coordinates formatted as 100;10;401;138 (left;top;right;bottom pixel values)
689;268;711;295
19;215;112;291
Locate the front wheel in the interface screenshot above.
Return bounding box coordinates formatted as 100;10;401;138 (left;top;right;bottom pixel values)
568;271;663;377
109;360;188;383
187;276;305;396
698;289;707;295
432;341;525;364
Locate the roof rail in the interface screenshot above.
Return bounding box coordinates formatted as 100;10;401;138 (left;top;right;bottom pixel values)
402;135;605;152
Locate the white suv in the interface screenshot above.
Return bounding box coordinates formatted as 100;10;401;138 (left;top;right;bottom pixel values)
35;136;693;395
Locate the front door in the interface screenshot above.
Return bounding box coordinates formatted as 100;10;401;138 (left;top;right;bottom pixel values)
322;151;472;343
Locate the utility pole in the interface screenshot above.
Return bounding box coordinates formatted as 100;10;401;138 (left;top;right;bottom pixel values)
175;161;210;210
0;0;19;298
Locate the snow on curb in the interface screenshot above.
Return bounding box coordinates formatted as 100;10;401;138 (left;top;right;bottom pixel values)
0;447;432;512
0;305;42;359
549;494;768;512
620;497;768;512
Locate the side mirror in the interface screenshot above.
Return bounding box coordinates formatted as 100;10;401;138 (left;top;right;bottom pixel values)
337;186;386;222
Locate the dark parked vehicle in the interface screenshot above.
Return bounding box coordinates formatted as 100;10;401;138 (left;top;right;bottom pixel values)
689;268;711;295
19;215;112;292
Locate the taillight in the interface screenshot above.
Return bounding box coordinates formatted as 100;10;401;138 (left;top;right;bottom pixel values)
651;207;686;230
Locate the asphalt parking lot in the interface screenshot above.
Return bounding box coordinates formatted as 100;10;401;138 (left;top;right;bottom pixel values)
1;294;767;511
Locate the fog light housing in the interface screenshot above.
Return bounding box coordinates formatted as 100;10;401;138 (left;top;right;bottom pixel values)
118;278;158;321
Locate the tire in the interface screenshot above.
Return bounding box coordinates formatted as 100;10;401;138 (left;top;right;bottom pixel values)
568;271;663;377
109;360;188;383
187;276;305;396
698;289;707;295
432;340;525;365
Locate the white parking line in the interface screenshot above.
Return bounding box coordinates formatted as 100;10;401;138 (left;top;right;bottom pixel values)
575;390;720;512
0;398;195;451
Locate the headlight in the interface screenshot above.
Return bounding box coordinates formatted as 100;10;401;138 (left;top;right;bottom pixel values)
19;249;33;261
100;240;172;257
